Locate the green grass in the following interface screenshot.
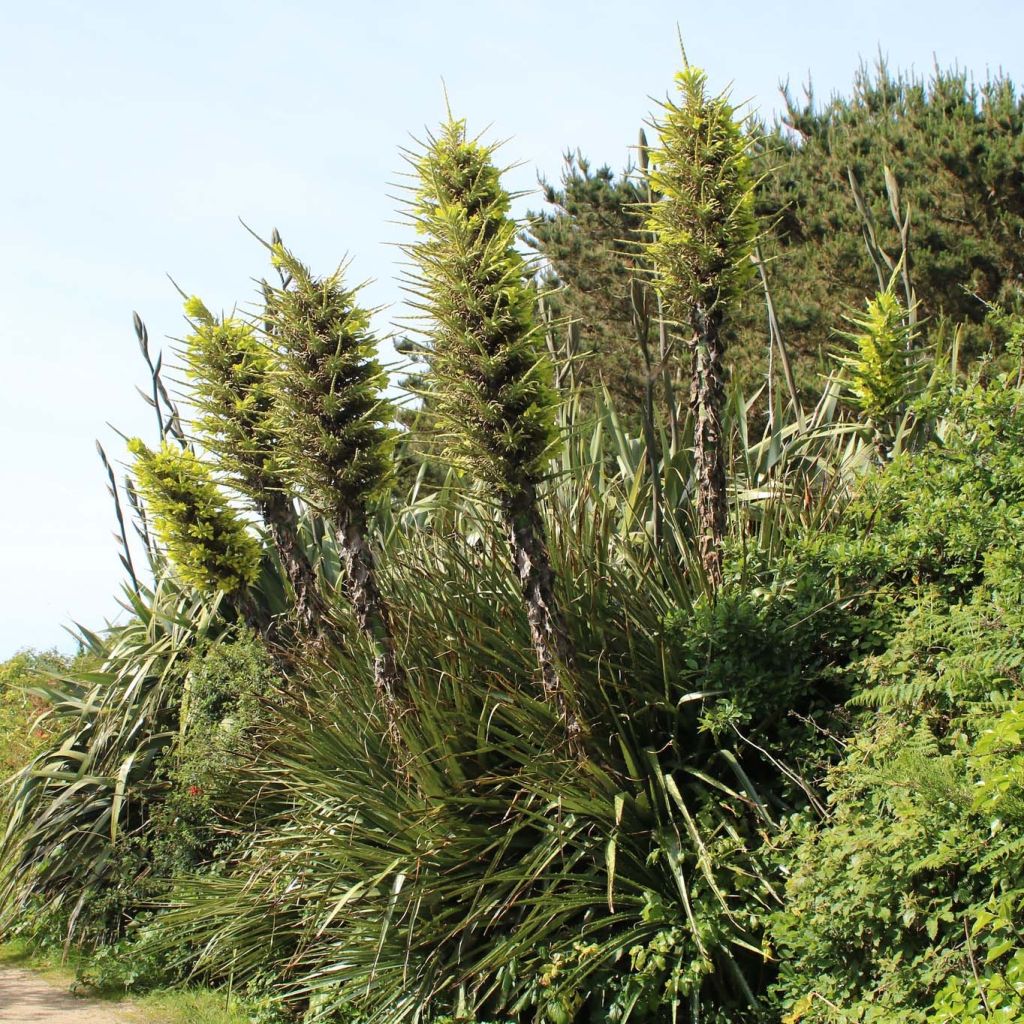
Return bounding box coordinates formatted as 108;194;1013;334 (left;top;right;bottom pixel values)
132;988;256;1024
0;936;74;983
0;940;255;1024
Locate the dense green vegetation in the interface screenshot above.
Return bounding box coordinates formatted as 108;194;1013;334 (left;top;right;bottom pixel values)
3;54;1024;1024
529;60;1024;409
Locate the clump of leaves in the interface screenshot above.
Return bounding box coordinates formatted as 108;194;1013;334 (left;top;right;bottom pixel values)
768;371;1024;1022
0;651;69;777
770;701;1024;1024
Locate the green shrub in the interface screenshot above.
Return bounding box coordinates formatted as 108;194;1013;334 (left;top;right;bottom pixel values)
0;650;69;777
14;57;1024;1024
770;698;1024;1023
768;372;1024;1022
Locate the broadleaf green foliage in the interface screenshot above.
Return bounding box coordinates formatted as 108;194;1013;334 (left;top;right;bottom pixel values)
156;630;280;878
645;66;758;325
0;622;280;966
128;440;260;594
0;650;70;777
665;564;860;756
768;371;1024;1022
404;118;557;499
0;578;223;943
181;297;282;500
771;702;1024;1023
813;374;1024;612
264;246;394;519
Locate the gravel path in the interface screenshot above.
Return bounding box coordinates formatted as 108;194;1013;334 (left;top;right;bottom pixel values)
0;968;138;1023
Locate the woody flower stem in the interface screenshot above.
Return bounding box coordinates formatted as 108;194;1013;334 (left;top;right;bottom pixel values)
502;486;578;745
182;298;326;635
645;63;759;590
690;302;729;584
337;510;402;712
265;246;406;741
261;491;325;634
405;117;583;753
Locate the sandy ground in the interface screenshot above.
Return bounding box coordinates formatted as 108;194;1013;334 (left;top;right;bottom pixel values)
0;968;138;1023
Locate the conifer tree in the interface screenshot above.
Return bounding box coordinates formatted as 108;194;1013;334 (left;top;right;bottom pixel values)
404;117;582;750
645;66;758;588
533;63;1024;409
525;154;647;410
181;297;325;633
262;246;405;728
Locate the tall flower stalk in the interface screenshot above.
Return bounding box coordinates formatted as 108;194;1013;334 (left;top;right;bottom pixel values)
645;65;758;589
181;298;325;633
836;270;920;456
127;439;262;623
404;117;582;750
263;246;405;732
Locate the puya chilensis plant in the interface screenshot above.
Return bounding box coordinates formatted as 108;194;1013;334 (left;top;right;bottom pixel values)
836;265;921;453
181;296;326;633
127;439;262;613
262;245;407;732
645;62;759;589
404;116;583;751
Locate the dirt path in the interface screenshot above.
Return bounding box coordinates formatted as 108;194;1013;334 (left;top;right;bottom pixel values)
0;968;138;1023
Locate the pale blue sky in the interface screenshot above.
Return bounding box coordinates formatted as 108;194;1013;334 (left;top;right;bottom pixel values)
1;0;1021;656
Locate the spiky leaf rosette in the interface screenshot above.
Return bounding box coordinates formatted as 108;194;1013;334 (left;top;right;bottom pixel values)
645;66;758;325
404;118;556;500
128;439;260;594
181;297;281;499
264;247;393;520
837;285;920;423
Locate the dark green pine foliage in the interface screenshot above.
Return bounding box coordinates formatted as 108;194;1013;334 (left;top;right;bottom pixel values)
646;66;759;589
181;297;325;633
524;153;647;410
530;63;1024;409
127;439;262;601
404;117;582;750
263;246;405;729
755;61;1024;376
